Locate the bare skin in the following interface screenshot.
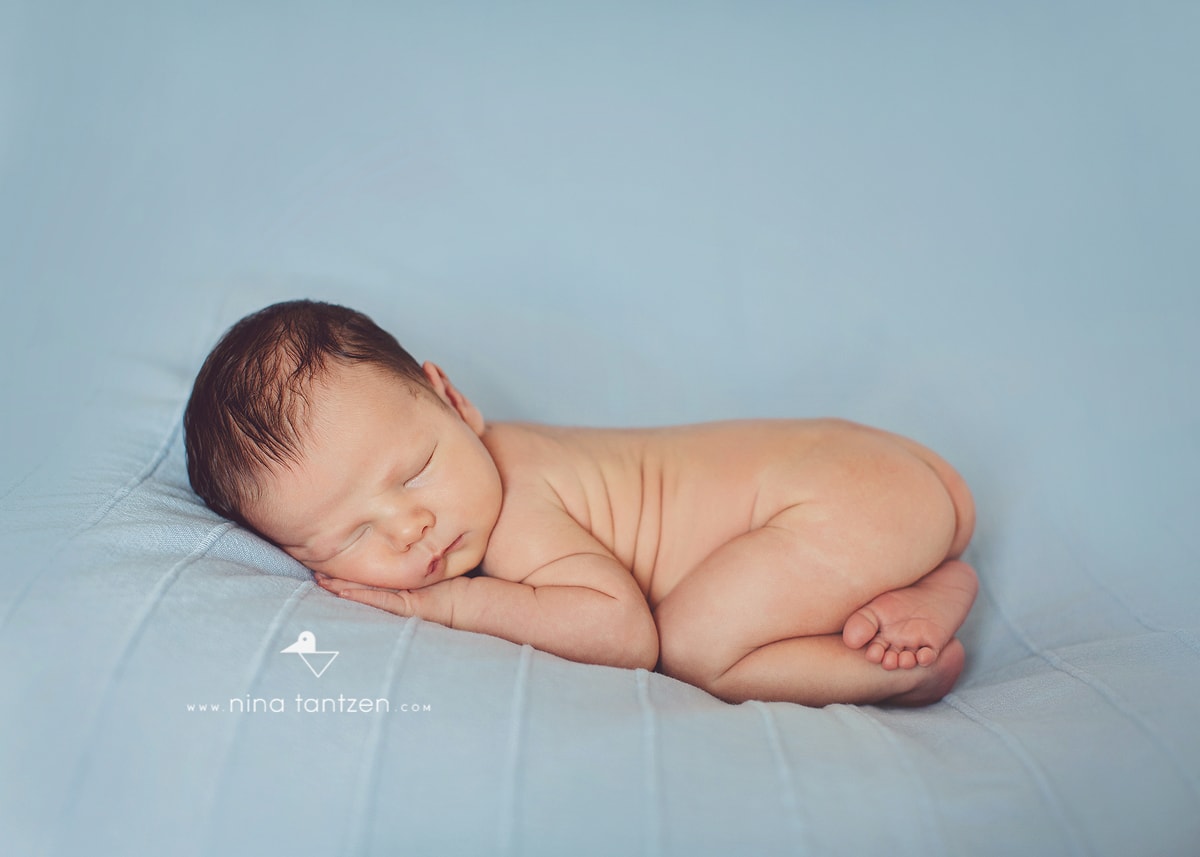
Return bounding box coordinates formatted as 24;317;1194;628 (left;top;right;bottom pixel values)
843;559;979;671
246;361;978;707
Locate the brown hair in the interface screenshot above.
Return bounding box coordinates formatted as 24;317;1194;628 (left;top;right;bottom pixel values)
183;299;430;529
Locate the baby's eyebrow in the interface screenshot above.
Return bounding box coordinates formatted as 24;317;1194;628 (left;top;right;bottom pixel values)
276;539;317;559
276;526;335;556
283;539;338;566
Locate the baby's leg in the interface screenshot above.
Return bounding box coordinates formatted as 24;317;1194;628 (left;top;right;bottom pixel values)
655;434;971;706
653;519;959;705
705;634;966;707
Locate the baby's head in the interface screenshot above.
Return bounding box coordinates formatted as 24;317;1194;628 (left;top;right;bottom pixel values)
184;300;430;528
185;299;502;588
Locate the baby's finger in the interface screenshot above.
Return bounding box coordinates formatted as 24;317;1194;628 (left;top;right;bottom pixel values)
337;587;413;617
315;579;344;595
317;576;377;596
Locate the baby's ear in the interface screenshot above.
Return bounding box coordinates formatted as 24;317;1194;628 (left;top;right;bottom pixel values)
421;362;486;436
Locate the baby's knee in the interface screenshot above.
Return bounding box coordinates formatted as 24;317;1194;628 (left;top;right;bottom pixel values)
654;601;736;691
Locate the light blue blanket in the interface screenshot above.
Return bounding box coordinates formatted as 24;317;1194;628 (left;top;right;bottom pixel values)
3;2;1198;855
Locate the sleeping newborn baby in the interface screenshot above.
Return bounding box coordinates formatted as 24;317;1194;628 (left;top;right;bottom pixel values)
185;300;978;707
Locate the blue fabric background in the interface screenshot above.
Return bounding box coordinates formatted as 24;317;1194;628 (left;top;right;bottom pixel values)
2;2;1198;855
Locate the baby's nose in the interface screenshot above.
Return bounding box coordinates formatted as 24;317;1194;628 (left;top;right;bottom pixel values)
390;507;435;551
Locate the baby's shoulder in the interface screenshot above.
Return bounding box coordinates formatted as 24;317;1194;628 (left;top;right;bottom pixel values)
480;422;594;523
481;421;575;484
478;423;609;580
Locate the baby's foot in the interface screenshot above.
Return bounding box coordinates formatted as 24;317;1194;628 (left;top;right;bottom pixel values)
842;560;978;670
883;638;966;706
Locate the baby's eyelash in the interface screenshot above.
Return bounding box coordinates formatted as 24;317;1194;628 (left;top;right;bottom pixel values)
330;526;369;558
405;447;437;485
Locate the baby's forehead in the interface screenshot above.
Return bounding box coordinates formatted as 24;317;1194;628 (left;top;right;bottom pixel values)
295;362;440;436
247;367;436;493
307;359;423;394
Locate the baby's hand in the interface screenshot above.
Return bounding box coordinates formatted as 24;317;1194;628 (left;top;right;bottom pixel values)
313;572;456;626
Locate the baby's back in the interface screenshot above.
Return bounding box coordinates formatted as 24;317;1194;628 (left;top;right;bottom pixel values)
484;419;882;606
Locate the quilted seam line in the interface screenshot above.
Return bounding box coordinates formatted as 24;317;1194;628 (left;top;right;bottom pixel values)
0;403;186;634
980;576;1200;803
196;578;318;857
636;668;665;857
50;519;235;857
343;617;421;857
497;644;532;857
943;692;1088;857
751;701;807;851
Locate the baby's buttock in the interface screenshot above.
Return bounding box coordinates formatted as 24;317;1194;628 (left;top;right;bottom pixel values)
641;419;968;607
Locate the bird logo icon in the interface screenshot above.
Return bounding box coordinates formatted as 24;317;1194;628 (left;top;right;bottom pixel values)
280;631;339;678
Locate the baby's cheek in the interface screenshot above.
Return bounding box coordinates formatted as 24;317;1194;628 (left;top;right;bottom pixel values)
457;540;490;578
317;555;381;588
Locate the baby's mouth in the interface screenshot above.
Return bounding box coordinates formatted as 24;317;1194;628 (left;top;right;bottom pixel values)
426;534;464;577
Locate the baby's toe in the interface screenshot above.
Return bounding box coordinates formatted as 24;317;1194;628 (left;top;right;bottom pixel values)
917;646;938;667
842;609;881;650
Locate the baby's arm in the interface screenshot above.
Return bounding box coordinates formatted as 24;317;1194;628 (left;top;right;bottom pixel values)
319;499;659;671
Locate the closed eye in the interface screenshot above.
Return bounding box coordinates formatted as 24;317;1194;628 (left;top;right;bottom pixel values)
404;445;437;487
322;525;369;562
